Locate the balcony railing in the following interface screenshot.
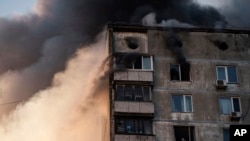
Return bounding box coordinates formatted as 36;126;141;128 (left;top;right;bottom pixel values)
114;101;154;113
115;134;155;141
114;70;153;82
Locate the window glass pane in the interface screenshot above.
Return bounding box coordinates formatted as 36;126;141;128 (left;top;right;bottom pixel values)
116;119;125;133
217;67;226;80
134;120;139;134
172;95;184;112
143;87;150;101
233;98;240;112
220;98;232;114
135;86;143;101
185;96;192;112
223;129;230;141
134;57;142;69
125;119;134;133
134;120;143;134
143;56;151;70
170;64;181;80
143;120;152;134
116;86;124;100
227;67;237;83
124;86;133;101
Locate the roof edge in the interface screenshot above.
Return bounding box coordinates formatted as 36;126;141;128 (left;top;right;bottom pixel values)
107;23;250;34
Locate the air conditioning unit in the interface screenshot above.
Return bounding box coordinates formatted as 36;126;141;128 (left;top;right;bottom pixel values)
230;112;241;122
231;112;241;117
216;80;227;90
216;80;227;86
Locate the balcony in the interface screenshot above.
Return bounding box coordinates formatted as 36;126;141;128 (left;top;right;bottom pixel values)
115;134;155;141
114;101;154;114
114;70;153;82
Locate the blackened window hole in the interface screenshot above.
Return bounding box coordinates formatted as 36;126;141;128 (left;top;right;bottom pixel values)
125;37;139;49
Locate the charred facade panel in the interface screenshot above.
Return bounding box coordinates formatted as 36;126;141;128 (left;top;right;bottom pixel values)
112;32;148;54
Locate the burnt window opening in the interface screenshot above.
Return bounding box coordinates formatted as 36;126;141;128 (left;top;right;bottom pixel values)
132;56;152;70
115;117;153;135
174;126;195;141
115;55;153;70
115;85;151;101
125;37;139;49
170;64;190;81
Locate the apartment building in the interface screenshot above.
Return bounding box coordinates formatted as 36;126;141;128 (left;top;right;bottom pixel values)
107;24;250;141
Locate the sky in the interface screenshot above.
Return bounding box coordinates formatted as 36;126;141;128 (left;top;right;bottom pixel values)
0;0;36;17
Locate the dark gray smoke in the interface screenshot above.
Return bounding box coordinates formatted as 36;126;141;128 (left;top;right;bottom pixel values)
219;0;250;29
0;0;229;104
166;31;190;81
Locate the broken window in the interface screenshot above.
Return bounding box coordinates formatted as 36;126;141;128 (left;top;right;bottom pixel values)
170;64;190;81
115;117;153;135
132;56;152;70
216;66;238;83
172;95;193;112
115;54;153;70
115;85;151;101
219;97;241;114
174;126;195;141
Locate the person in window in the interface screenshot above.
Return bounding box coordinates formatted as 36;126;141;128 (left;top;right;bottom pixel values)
181;138;186;141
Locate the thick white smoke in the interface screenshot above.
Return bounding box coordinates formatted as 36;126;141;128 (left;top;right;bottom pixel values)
0;34;109;141
142;12;195;28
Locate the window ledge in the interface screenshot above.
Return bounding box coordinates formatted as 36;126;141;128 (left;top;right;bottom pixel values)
171;112;194;113
115;133;155;136
124;69;153;72
170;80;192;83
115;100;153;102
227;82;239;84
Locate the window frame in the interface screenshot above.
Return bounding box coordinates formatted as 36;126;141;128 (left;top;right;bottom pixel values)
174;126;195;141
170;64;182;81
129;56;153;71
170;64;190;81
223;128;230;141
216;66;238;84
115;117;153;135
115;85;152;102
171;94;193;113
219;97;241;115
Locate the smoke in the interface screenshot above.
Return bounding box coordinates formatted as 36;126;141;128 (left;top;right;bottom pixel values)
196;0;250;29
0;0;247;140
220;0;250;29
166;31;190;81
0;0;229;104
0;35;109;141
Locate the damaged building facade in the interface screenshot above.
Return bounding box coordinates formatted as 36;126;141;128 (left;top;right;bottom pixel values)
107;24;250;141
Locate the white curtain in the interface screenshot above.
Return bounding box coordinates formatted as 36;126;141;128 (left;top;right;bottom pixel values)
220;98;232;114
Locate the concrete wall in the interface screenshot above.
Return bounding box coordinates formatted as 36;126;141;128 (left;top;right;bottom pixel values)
148;29;250;141
110;26;250;141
